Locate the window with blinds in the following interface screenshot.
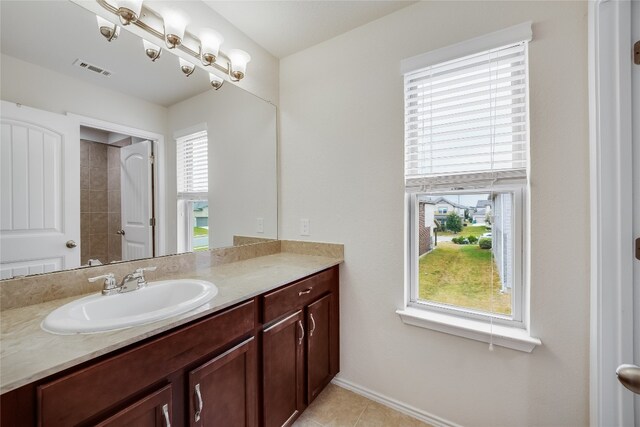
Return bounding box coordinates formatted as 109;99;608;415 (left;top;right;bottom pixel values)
176;131;208;197
404;42;529;192
401;24;535;345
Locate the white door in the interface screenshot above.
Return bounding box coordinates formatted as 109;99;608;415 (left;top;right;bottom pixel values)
120;140;152;260
0;101;80;278
631;0;640;422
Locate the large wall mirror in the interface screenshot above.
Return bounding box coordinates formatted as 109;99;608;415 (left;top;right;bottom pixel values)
0;1;277;279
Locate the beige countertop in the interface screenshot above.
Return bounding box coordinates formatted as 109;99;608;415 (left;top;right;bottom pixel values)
0;252;342;394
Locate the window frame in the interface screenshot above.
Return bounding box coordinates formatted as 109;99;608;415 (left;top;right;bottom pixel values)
175;127;209;254
406;185;527;328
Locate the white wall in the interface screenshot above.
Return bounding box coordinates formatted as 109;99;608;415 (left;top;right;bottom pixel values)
279;2;589;426
168;84;278;249
1;54;168;134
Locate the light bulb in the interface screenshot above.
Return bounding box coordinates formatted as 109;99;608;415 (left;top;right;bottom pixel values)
209;73;224;90
142;39;162;62
199;29;224;66
179;58;195;77
162;9;188;49
96;16;120;42
115;0;143;25
227;49;251;80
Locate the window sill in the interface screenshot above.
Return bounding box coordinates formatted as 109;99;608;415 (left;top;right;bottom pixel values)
396;306;541;353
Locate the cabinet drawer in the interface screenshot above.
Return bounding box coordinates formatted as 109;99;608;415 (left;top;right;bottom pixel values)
95;384;172;427
262;267;336;324
38;300;255;427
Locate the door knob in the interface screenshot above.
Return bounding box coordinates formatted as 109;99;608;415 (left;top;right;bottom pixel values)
116;230;125;236
616;364;640;394
66;240;77;248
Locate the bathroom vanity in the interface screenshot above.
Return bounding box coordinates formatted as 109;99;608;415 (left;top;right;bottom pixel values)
0;244;342;427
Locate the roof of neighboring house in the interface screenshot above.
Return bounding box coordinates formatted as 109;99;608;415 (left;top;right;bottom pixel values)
417;199;436;205
476;200;492;209
431;197;471;210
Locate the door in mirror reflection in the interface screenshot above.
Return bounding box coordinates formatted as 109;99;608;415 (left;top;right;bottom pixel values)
0;101;80;279
121;140;153;260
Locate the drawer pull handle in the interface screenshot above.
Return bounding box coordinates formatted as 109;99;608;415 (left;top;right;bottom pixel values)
309;313;316;337
194;383;203;422
298;320;305;345
298;288;312;296
162;403;171;427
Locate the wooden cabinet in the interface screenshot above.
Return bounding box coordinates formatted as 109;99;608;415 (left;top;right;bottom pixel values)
35;300;255;427
188;337;257;427
262;311;305;427
0;266;339;427
95;385;173;427
261;266;340;426
307;294;334;402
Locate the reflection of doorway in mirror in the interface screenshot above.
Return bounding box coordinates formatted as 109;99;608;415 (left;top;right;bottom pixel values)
80;127;155;266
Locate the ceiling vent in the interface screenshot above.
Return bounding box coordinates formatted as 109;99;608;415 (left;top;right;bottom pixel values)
72;59;112;77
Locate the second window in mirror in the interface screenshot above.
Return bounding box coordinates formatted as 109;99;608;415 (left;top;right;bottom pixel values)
177;130;209;253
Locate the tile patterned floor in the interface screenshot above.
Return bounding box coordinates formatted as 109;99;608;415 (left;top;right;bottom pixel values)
292;383;433;427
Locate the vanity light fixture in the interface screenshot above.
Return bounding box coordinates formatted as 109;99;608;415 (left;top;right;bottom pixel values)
227;49;251;81
143;39;162;62
96;16;120;42
179;58;195;77
162;8;188;49
95;0;253;90
209;73;224;90
199;29;223;66
114;0;143;25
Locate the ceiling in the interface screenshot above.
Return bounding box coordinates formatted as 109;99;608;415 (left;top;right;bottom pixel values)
204;1;417;58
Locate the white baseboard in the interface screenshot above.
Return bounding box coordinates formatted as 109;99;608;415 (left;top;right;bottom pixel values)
331;377;462;427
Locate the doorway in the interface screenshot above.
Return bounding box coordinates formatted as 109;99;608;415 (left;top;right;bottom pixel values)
80;126;156;265
632;0;639;423
589;0;639;425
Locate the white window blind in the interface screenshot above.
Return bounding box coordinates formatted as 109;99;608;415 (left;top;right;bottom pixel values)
404;41;529;192
177;131;208;197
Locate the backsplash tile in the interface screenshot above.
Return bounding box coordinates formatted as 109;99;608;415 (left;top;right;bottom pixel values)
0;240;343;311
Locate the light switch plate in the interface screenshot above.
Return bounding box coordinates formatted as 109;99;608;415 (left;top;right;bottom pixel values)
256;218;264;233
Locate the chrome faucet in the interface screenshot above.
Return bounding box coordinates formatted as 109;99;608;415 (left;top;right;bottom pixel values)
88;266;157;296
119;266;157;293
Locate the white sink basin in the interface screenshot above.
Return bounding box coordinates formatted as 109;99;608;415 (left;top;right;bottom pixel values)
42;279;218;334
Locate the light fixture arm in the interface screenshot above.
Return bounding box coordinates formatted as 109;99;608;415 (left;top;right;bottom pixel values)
106;25;119;42
96;0;234;78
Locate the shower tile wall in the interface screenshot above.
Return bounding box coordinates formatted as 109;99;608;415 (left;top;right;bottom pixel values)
80;140;124;265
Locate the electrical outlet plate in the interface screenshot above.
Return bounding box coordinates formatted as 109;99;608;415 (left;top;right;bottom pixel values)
300;219;310;236
256;218;264;233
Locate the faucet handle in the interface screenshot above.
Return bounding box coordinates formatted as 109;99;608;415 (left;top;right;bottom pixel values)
135;266;157;274
88;273;115;283
134;266;157;288
89;273;118;295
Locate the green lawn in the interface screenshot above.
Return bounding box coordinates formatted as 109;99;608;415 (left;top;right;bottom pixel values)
193;227;208;236
439;225;488;238
419;242;511;315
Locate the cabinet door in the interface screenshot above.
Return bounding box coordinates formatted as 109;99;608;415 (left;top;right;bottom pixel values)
262;311;305;427
307;294;334;403
95;384;172;427
188;337;257;427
